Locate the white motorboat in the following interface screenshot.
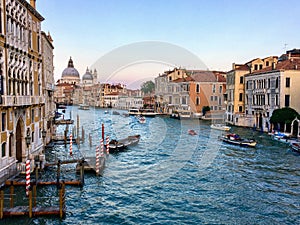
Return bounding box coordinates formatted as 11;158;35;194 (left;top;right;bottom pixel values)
211;124;231;131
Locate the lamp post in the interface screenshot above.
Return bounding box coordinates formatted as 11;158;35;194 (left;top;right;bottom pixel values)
42;130;47;153
25;128;31;159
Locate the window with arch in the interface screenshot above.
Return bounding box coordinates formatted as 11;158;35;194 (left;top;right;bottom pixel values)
196;84;200;93
2;142;6;157
196;97;200;105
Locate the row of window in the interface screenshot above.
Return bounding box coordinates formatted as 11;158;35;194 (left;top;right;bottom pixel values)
245;77;290;90
0;108;42;132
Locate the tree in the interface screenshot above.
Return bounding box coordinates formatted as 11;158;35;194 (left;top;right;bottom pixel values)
141;80;155;94
270;107;299;124
202;106;210;116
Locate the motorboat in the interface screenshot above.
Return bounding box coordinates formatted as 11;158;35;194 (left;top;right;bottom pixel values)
139;109;157;117
210;124;231;131
139;116;146;124
291;142;300;153
128;108;157;117
219;133;257;148
79;104;89;110
188;129;197;135
128;108;140;116
108;135;141;153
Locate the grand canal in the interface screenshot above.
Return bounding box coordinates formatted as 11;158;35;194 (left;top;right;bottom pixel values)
3;106;300;224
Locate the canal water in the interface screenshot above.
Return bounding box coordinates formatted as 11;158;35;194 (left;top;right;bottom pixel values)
3;106;300;225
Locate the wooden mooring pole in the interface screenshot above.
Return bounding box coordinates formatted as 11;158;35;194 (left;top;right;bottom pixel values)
59;181;66;218
0;189;3;219
57;160;61;189
89;133;92;147
9;181;14;208
82;126;85;143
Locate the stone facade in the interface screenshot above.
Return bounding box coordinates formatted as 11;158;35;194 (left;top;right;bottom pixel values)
0;0;55;182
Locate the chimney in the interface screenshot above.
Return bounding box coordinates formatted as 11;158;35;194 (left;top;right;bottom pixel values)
232;63;235;70
30;0;36;9
272;62;276;70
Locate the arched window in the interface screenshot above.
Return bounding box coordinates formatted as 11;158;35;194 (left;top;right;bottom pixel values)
196;84;200;93
2;142;6;157
196;97;200;105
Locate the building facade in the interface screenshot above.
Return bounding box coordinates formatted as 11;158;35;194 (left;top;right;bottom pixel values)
226;56;278;126
245;50;300;133
0;0;54;182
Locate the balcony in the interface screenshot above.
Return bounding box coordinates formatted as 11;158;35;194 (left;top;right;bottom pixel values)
1;95;45;106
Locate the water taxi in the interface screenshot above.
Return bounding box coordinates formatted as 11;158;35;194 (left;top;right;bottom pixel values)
210;124;231;131
219;133;257;148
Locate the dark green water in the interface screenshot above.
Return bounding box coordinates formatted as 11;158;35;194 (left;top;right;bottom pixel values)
2;106;300;224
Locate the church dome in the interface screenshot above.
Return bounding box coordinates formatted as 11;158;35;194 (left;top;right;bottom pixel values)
82;68;93;80
62;57;80;78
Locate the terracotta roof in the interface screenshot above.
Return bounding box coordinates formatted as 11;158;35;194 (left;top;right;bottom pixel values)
248;58;300;75
191;71;217;82
173;76;194;83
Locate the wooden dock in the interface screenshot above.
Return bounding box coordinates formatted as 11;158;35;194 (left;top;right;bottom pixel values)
0;182;66;219
54;119;74;125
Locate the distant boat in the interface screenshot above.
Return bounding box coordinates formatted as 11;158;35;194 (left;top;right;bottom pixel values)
188;129;197;135
79;104;89;110
112;111;120;115
57;104;67;109
139;109;157;117
108;135;141;153
219;133;257;148
128;108;140;116
210;124;231;131
139;116;146;124
128;108;157;117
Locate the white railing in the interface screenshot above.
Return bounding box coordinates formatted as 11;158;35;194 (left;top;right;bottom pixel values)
1;95;46;106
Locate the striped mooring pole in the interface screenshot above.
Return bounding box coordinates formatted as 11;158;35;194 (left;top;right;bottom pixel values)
70;133;73;156
26;159;30;197
106;136;110;154
100;139;104;157
95;146;100;175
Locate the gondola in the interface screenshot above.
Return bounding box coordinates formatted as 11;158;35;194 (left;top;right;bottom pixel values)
108;135;141;153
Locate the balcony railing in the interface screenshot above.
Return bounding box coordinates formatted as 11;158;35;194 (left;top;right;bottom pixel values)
1;95;45;106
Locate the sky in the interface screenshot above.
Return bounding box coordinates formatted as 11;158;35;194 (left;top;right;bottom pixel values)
37;0;300;88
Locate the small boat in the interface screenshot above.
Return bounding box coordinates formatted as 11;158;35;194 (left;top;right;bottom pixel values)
170;112;180;119
104;110;109;114
79;104;89;110
112;111;120;115
179;110;191;119
291;142;300;153
57;104;67;109
128;108;140;116
139;116;146;124
140;109;157;117
211;124;231;131
108;135;141;153
219;133;257;148
188;129;197;135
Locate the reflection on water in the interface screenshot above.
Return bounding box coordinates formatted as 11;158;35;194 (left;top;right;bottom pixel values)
3;106;300;225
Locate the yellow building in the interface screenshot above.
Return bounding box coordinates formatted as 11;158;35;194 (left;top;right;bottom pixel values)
0;0;54;181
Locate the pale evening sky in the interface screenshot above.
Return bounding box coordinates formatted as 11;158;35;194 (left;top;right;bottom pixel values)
37;0;300;87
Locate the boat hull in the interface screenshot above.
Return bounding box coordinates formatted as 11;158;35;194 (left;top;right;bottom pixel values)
108;135;140;153
219;136;257;148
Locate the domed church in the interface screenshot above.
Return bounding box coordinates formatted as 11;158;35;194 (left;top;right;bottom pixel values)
59;57;81;85
82;67;97;85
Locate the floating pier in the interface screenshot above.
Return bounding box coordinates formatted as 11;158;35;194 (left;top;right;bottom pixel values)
0;181;66;219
